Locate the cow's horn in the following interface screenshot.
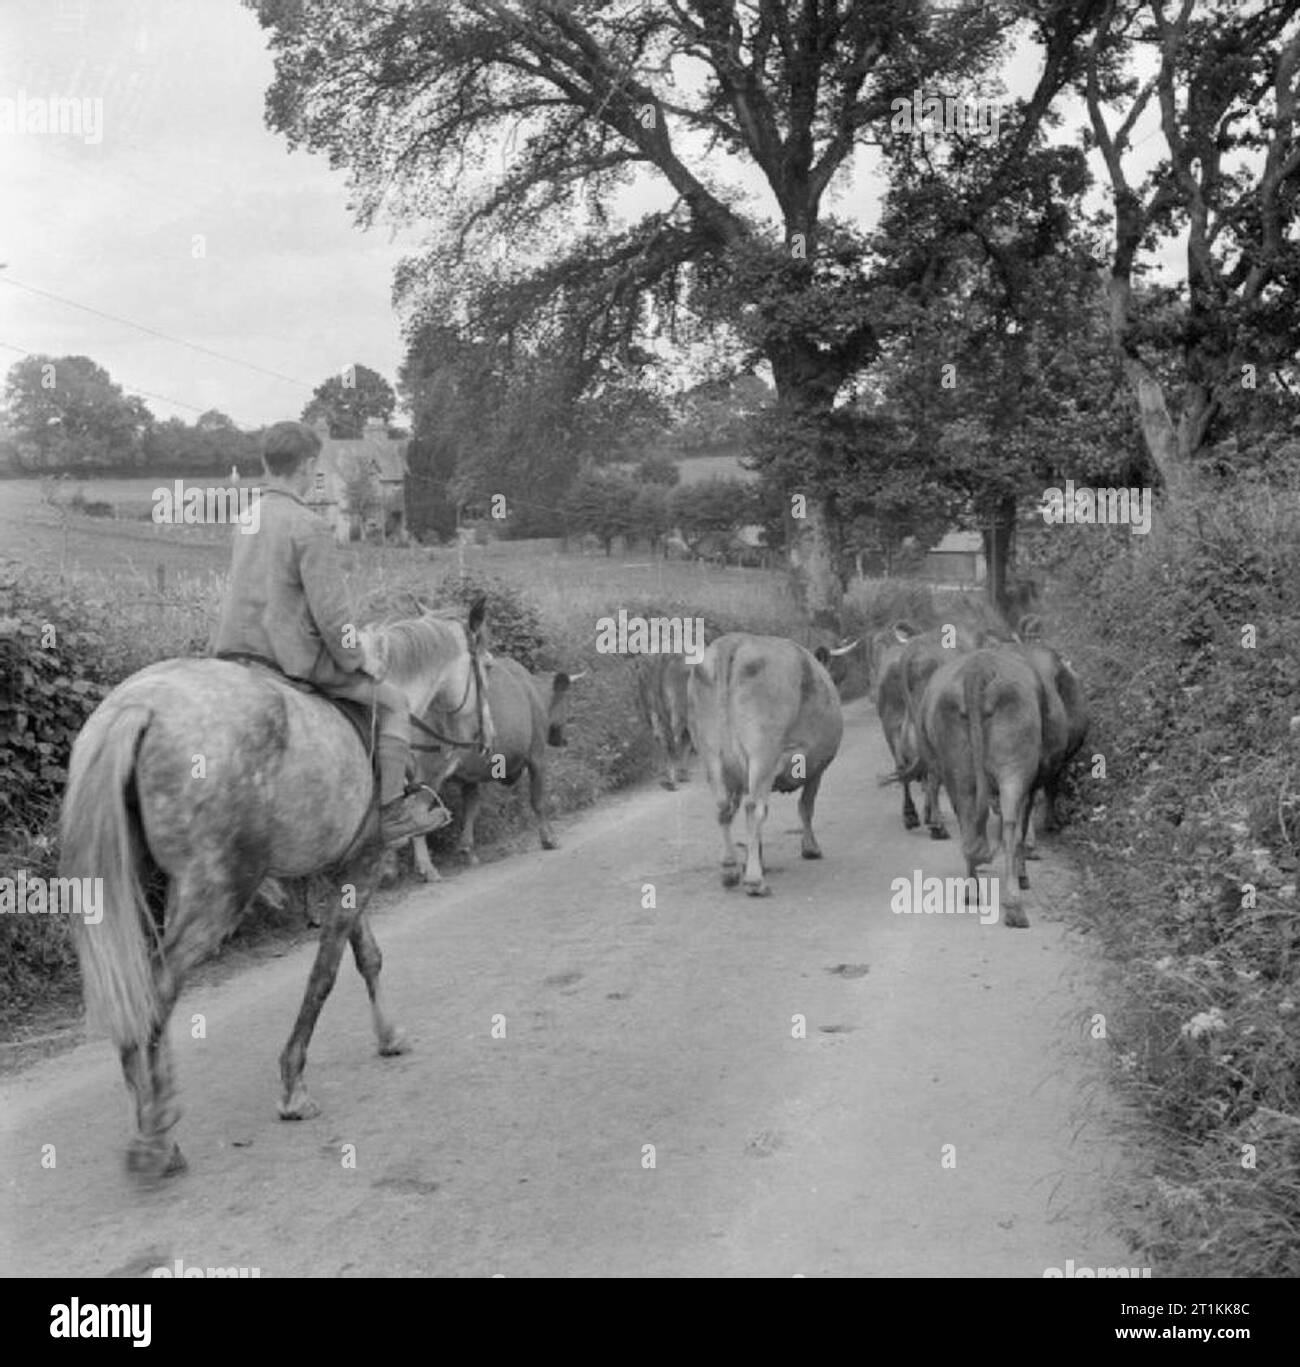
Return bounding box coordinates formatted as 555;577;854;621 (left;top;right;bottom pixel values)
828;638;860;657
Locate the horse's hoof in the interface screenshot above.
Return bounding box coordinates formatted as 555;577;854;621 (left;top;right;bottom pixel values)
801;845;823;860
541;837;559;851
659;779;677;791
744;881;772;898
278;1091;321;1121
721;865;741;888
929;826;950;841
1025;850;1043;861
126;1137;186;1181
1004;908;1029;929
1018;873;1030;890
903;812;920;830
378;1027;410;1057
418;867;441;883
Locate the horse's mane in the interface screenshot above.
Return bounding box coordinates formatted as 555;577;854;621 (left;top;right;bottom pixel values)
368;610;466;686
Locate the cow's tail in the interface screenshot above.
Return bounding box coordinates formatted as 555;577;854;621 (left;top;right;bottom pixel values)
547;672;571;747
62;704;160;1053
898;659;929;783
963;659;990;823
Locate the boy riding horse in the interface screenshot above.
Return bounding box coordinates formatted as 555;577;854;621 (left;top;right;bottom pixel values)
212;419;447;845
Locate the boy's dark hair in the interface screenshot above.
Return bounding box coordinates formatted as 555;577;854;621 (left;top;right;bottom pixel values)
263;421;322;476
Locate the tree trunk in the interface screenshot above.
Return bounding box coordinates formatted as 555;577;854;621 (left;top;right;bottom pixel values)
1104;271;1199;511
983;497;1016;620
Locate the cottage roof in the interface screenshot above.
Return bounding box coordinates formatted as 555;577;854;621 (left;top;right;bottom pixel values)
308;416;408;485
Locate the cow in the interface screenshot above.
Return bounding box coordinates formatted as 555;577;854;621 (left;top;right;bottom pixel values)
813;638;861;691
687;634;843;896
1007;637;1089;849
636;654;694;789
915;648;1048;928
403;658;580;881
870;621;991;839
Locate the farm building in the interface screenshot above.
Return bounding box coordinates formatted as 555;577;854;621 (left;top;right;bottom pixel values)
921;529;986;585
305;416;409;543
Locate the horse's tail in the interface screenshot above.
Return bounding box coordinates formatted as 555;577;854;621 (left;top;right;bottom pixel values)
62;703;159;1052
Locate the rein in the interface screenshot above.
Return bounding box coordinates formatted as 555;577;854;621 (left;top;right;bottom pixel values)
409;638;490;755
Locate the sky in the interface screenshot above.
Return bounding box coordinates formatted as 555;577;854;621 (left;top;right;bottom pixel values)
0;0;422;427
0;1;1167;432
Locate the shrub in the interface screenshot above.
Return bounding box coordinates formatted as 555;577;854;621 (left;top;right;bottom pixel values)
432;569;546;671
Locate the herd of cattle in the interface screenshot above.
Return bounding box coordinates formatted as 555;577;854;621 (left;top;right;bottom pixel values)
385;611;1088;929
633;616;1088;926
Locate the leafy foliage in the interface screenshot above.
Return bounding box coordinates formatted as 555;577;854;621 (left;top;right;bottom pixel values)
432;569;546;673
563;468;643;554
0;568;111;836
301;363;396;439
3;354;152;473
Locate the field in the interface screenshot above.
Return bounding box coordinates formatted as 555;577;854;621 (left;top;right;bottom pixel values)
0;476;799;639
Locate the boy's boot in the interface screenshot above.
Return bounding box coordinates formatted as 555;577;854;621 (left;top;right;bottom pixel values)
377;738;451;845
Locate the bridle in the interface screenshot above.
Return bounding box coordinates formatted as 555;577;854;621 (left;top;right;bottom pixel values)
409;620;492;756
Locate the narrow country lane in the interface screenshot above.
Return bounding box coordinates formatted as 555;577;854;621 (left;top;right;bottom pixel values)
1;697;1136;1277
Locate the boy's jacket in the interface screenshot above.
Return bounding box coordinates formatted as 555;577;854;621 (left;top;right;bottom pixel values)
211;487;365;685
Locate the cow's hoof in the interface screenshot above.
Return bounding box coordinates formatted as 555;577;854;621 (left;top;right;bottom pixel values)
1004;908;1029;929
1018;873;1030;890
462;850;481;867
801;845;823;860
417;865;441;883
659;778;677;791
744;881;772;898
541;837;559;851
903;811;920;830
928;826;950;841
378;1026;410;1057
1025;849;1042;861
278;1089;321;1121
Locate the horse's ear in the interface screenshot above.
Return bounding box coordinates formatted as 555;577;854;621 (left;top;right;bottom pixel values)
467;593;488;637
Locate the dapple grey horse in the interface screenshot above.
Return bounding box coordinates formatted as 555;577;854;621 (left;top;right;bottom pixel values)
62;598;491;1180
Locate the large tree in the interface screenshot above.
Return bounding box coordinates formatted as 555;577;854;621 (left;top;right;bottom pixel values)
1084;0;1300;509
302;362;396;438
249;0;1107;617
2;354;152;472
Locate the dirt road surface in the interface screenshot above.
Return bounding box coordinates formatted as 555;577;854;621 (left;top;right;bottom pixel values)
1;699;1138;1277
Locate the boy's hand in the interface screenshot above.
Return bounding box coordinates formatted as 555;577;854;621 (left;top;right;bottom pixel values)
360;633;388;682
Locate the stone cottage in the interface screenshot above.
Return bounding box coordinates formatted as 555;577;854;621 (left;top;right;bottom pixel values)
305;416;409;544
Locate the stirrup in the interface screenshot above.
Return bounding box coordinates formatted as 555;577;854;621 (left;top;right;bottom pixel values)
404;781;450;821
